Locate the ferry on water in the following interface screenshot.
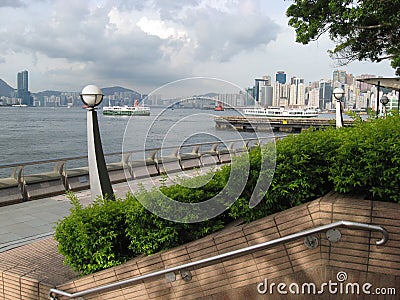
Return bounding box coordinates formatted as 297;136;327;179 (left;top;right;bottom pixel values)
103;99;150;116
11;99;28;107
214;101;224;111
243;106;318;118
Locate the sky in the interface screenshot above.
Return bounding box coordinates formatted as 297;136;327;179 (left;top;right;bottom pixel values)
0;0;396;95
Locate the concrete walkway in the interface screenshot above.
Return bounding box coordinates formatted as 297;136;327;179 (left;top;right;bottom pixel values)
0;167;217;253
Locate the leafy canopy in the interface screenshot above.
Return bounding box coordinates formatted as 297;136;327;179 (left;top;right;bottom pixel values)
286;0;400;74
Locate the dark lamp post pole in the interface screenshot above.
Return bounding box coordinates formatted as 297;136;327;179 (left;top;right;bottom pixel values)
80;85;114;201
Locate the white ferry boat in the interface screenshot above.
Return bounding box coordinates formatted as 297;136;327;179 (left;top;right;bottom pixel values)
11;99;28;107
103;100;150;116
244;106;318;118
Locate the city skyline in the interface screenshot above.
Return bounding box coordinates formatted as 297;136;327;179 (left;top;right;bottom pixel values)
0;67;388;95
2;68;398;112
0;1;396;95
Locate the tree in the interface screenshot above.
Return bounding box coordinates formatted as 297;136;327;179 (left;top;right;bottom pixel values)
286;0;400;75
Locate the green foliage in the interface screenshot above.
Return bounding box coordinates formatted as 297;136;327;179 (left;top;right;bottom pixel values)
230;128;342;223
55;192;132;275
55;115;400;275
123;194;180;255
330;115;400;202
345;110;363;124
267;128;339;205
286;0;400;74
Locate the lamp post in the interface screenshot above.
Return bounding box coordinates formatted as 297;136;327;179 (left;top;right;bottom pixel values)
80;85;114;201
380;95;389;117
333;87;345;128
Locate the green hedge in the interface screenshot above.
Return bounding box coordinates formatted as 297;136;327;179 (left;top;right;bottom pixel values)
55;114;400;275
55;192;132;274
330;115;400;201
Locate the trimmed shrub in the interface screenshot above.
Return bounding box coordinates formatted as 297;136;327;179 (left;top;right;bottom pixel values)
330;114;400;202
55;193;132;275
55;115;400;274
124;192;225;256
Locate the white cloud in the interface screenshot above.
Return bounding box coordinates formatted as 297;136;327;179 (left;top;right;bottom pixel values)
107;7;138;35
136;17;188;41
0;0;395;93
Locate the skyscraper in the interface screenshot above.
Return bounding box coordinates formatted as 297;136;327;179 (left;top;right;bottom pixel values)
319;80;333;109
17;70;28;92
254;77;270;103
273;82;290;107
276;71;286;84
289;77;305;107
333;69;346;86
17;70;31;105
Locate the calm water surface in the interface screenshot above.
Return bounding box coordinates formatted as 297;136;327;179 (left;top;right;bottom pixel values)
0;106;279;175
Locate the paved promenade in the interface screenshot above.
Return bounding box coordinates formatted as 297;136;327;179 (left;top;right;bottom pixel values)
0;168;214;253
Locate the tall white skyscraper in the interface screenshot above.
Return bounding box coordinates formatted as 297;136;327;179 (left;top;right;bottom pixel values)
289;77;305;107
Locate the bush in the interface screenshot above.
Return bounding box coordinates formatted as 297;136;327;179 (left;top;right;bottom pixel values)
268;127;341;206
228;127;342;222
55;193;132;275
330;114;400;202
55;115;400;274
124;191;226;256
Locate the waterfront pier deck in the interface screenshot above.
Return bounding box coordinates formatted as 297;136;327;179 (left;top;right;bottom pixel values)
215;116;355;132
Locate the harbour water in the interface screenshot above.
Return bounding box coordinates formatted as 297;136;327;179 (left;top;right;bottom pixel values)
0;106;277;176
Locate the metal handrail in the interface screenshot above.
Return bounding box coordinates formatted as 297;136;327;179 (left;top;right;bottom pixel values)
0;136;276;170
49;220;388;299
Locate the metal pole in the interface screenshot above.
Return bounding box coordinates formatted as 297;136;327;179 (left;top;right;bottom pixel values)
398;89;400;115
335;99;343;128
376;81;380;117
87;107;114;201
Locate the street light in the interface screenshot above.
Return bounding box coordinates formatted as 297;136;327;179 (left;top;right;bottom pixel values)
333;87;345;128
380;95;389;116
80;85;114;201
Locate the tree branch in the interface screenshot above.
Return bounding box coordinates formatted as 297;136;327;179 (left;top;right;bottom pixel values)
354;24;385;30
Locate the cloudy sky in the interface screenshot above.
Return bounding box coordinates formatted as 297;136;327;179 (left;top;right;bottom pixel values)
0;0;395;94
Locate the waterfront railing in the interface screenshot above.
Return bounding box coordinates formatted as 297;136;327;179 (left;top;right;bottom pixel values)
0;137;279;206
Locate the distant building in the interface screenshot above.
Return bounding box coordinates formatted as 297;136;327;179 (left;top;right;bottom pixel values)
276;71;286;84
333;69;346;86
356;74;376;92
17;70;32;106
245;86;256;105
255;76;272;107
289;77;305;107
216;92;246;107
254;77;271;105
272;82;290;107
17;70;28;91
308;88;320;108
319;80;333;110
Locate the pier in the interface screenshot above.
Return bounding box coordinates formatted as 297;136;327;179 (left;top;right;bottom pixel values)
215;116;355;132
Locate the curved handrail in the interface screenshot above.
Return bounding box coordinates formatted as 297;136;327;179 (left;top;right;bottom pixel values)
0;136;277;170
49;220;388;299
